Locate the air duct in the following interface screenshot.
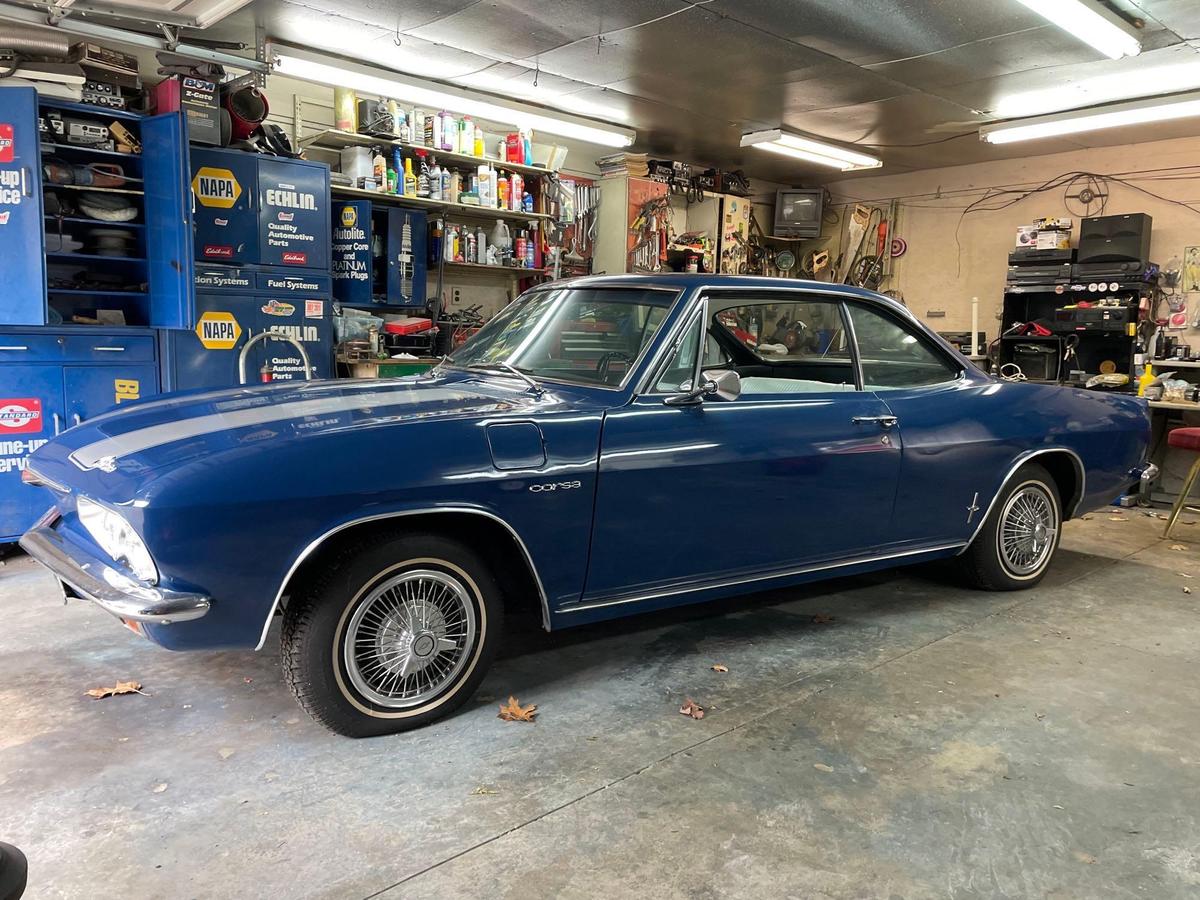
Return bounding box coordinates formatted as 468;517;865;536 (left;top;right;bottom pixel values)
2;24;71;57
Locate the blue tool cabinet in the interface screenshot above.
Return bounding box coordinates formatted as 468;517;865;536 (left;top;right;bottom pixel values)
0;84;333;540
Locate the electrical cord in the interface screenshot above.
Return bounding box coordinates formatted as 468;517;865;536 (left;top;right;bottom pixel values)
998;363;1027;382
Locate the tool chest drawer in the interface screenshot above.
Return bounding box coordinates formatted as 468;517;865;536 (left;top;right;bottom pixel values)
0;334;68;362
60;334;157;363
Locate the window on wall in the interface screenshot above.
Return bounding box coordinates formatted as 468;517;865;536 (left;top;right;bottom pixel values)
847;303;959;390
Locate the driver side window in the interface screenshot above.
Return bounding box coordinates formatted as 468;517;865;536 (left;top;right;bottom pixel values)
653;314;729;393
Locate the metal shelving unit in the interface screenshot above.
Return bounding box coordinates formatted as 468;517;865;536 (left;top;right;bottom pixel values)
303;128;550;178
331;183;550;225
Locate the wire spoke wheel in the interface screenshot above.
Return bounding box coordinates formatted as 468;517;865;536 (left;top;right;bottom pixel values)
997;485;1058;576
343;569;477;709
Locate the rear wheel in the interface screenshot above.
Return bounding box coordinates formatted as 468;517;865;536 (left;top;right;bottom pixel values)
281;533;501;737
959;463;1062;590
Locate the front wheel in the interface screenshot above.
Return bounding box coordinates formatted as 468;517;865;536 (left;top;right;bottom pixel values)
281;533;502;737
958;463;1062;590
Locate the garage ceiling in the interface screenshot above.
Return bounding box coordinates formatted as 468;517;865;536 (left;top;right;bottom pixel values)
56;0;1200;181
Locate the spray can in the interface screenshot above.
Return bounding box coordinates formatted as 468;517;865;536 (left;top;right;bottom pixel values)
424;112;437;148
466;228;477;263
526;221;537;269
515;229;527;266
475;225;487;265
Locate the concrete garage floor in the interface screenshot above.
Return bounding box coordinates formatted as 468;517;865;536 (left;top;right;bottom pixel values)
2;512;1199;899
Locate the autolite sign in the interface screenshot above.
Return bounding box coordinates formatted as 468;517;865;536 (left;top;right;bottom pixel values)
0;399;42;433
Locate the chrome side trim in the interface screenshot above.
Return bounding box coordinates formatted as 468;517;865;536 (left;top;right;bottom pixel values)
20;527;210;624
255;507;553;650
22;464;68;494
958;447;1086;553
561;541;966;615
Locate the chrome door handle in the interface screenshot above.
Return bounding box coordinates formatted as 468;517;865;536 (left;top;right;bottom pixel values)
52;413;61;435
852;415;898;428
0;346;29;351
72;414;82;426
92;346;126;352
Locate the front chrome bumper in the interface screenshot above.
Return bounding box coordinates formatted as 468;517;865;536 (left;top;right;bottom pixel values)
19;526;210;625
1135;462;1160;502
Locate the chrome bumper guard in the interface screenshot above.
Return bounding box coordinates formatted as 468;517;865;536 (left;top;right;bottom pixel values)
1132;461;1159;503
19;526;210;625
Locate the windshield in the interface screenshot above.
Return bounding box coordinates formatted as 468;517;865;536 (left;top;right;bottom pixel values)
446;287;677;387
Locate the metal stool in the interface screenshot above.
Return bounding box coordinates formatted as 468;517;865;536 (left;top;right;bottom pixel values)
1163;427;1200;539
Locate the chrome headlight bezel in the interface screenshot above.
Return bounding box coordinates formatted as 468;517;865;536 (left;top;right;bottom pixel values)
76;497;159;585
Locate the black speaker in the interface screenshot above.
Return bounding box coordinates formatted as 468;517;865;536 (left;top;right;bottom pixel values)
1077;213;1151;264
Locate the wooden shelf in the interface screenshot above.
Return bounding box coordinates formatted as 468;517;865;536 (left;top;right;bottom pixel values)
443;261;545;277
331;184;551;224
304;128;550;178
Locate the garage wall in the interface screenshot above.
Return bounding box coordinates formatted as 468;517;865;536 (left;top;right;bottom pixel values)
821;135;1200;337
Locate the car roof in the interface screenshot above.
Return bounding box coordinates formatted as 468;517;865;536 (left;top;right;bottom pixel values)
550;273;910;316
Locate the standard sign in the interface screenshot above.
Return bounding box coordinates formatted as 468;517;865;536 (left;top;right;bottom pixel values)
192;166;242;209
195;311;242;349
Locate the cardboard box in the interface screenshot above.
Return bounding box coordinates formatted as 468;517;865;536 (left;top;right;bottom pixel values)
154;76;220;146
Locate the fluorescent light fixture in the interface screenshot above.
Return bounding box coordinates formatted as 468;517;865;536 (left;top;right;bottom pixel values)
1014;0;1141;59
740;129;882;171
272;48;635;148
981;90;1200;144
995;58;1200;119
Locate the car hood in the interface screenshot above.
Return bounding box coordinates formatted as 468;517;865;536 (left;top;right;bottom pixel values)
30;373;604;493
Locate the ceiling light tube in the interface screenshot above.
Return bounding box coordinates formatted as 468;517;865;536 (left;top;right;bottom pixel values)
980;90;1200;144
740;129;882;171
1014;0;1141;59
271;47;635;148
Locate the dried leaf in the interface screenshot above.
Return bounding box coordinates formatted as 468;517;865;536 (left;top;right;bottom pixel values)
1107;516;1126;522
814;763;834;773
85;680;145;699
679;698;705;719
1171;544;1188;551
711;663;729;673
1185;587;1193;594
218;747;235;760
1178;573;1193;578
812;613;835;625
1081;515;1093;521
470;786;498;795
497;695;537;722
152;783;167;794
1074;851;1097;865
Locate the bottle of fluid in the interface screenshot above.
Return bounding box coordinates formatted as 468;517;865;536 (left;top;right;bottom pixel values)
429;160;442;200
466;229;477;263
372;145;386;191
473;125;484;157
510;173;524;211
515;229;527;266
497;172;511;210
386;167;397;194
403;157;417;197
416;154;431;199
445;168;456;203
430;217;443;263
490;218;511;263
1138;362;1155;397
526;221;537;268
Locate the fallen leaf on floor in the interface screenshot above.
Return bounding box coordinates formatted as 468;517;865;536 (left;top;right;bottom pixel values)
679;698;705;719
812;613;835;625
1171;544;1188;551
152;783;167;794
85;680;146;699
1178;573;1193;578
498;695;537;722
711;663;729;673
243;677;253;684
1052;804;1065;810
1081;515;1093;520
1035;712;1046;720
1185;587;1192;594
1107;516;1126;521
1157;514;1170;520
218;747;235;760
813;763;834;773
1074;851;1097;865
470;786;498;795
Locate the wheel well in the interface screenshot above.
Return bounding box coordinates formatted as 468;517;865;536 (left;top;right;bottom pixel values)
1030;451;1083;518
281;513;547;629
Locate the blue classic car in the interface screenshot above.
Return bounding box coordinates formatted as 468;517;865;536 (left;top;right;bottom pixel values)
20;275;1155;736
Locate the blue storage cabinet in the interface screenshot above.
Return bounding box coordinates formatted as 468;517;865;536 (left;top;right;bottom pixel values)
160;266;333;391
0;327;159;541
0;85;192;541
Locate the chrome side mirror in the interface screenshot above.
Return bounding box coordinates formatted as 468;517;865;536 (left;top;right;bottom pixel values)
663;369;741;406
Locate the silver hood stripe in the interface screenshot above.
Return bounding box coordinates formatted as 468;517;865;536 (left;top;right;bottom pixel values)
69;388;470;470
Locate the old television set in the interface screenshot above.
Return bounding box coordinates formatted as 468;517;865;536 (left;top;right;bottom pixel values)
773;188;824;238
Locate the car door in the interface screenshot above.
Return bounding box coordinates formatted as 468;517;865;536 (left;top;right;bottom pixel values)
583;290;904;602
845;300;1013;545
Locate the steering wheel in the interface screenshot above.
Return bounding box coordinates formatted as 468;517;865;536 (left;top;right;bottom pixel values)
597;350;635;383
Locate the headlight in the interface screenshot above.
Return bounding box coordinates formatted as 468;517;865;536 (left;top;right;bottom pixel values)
77;497;158;584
